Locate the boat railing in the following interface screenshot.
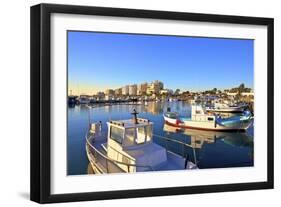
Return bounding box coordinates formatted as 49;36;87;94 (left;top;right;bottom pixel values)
153;134;192;148
153;134;196;164
85;133;153;173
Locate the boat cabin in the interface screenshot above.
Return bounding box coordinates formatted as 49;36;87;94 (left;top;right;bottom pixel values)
87;110;198;173
107;118;153;148
191;105;216;123
104;110;172;172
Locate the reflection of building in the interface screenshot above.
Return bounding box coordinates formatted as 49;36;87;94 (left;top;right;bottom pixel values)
145;101;163;115
137;82;148;95
129;84;137;96
122;85;129;95
147;80;164;95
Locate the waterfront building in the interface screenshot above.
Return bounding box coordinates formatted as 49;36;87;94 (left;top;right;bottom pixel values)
227;90;254;97
105;94;114;101
160;89;173;95
137;82;148;95
129;84;137;96
114;88;122;96
227;92;238;97
241;91;254;96
105;89;114;96
147;80;164;95
122;85;129;95
96;91;105;100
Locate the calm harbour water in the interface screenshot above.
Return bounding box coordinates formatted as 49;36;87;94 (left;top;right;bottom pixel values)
67;101;254;175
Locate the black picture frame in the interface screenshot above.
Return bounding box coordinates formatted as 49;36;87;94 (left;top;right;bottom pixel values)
30;3;274;204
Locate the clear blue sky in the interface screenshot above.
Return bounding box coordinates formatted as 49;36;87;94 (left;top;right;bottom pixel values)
68;31;253;95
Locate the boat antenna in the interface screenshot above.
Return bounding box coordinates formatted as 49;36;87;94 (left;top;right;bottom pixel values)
131;109;139;124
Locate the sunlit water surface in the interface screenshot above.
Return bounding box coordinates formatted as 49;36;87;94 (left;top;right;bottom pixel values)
67;101;254;175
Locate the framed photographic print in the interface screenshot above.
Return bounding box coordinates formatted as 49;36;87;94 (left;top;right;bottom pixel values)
30;3;274;203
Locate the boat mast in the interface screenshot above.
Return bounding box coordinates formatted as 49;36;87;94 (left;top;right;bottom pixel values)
131;109;139;124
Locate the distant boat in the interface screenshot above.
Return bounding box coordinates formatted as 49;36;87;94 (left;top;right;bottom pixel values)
206;102;246;113
68;95;77;105
78;95;90;104
86;110;197;174
163;105;253;131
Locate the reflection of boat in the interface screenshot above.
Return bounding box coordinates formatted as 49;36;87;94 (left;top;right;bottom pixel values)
163;124;253;149
163;124;214;149
206;103;246;113
163;105;253;131
86;110;197;174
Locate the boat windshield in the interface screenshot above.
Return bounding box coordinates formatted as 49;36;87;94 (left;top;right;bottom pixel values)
110;126;124;144
123;125;153;147
146;125;152;142
166;112;178;119
136;127;146;144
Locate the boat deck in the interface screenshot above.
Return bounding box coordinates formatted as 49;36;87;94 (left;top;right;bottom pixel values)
155;151;187;171
87;134;126;173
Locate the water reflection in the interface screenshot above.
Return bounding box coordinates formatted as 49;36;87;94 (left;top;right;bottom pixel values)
163;123;253;149
161;123;254;169
67;101;254;175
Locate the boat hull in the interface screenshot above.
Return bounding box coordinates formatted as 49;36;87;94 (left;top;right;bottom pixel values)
206;108;244;113
206;105;246;113
163;115;252;131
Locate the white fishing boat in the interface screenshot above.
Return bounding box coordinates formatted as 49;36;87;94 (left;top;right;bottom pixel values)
206;102;246;113
163;105;253;131
86;110;197;174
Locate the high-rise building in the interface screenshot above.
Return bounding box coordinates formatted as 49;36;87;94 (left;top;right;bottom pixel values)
105;89;114;96
137;82;148;95
160;89;173;95
129;84;137;96
96;91;105;97
96;91;105;100
114;88;122;96
146;80;164;95
122;85;129;95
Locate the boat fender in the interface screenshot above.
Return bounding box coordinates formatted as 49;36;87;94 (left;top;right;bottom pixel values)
176;119;181;125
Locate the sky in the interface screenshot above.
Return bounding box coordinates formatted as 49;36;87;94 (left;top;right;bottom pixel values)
68;31;254;95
